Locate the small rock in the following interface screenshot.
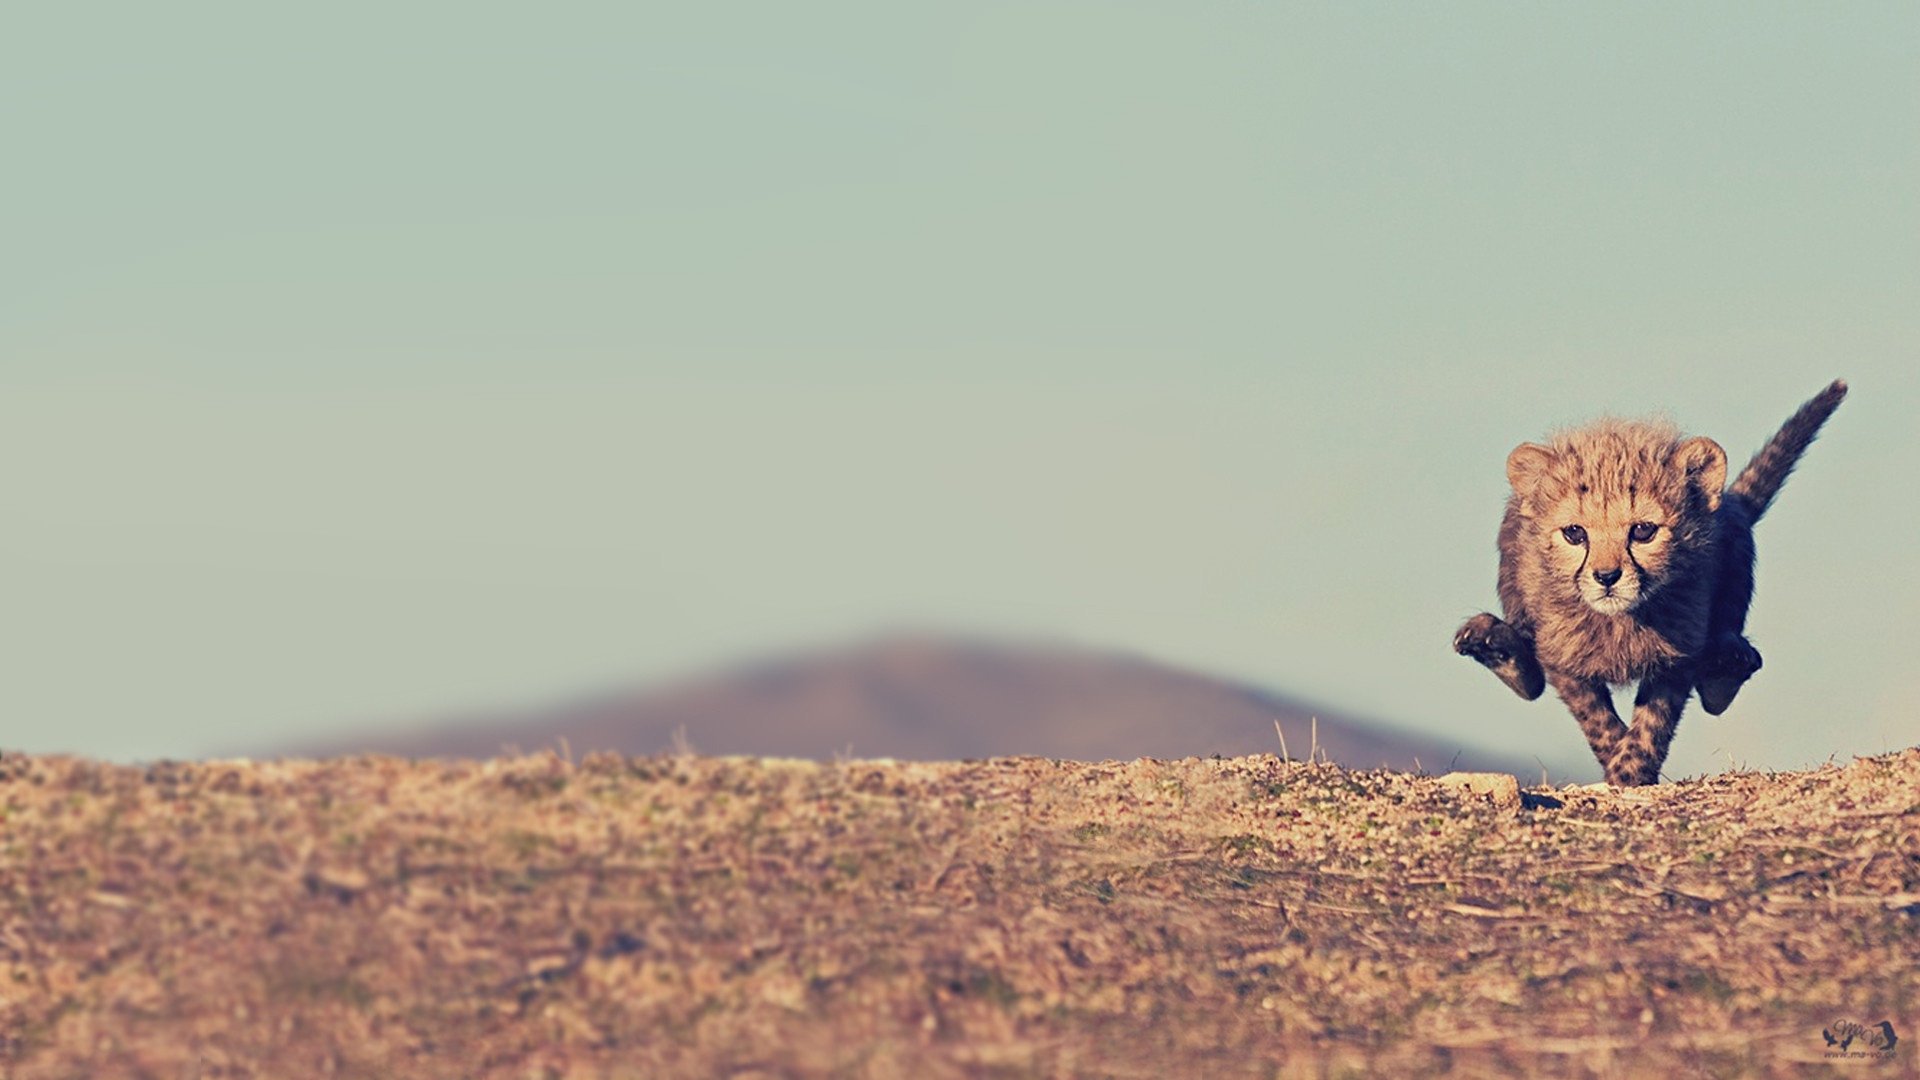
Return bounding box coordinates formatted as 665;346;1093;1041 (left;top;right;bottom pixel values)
1438;772;1520;810
303;867;370;901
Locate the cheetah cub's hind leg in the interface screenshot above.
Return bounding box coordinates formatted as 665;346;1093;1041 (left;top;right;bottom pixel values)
1606;668;1693;787
1454;612;1546;701
1695;634;1763;716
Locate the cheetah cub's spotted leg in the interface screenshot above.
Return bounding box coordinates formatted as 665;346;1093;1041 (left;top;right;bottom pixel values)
1695;634;1763;716
1453;612;1545;701
1606;668;1694;787
1546;671;1629;774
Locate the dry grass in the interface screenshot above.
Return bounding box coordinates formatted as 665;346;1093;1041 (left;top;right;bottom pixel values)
0;746;1914;1078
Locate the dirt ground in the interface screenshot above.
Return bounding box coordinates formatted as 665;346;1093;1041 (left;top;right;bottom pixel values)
0;746;1913;1078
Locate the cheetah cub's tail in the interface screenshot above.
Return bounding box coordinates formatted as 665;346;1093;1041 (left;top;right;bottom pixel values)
1726;378;1848;521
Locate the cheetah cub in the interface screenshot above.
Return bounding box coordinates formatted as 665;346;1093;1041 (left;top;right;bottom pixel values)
1454;379;1848;786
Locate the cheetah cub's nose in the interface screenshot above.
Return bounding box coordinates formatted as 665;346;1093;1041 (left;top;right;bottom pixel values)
1593;567;1622;588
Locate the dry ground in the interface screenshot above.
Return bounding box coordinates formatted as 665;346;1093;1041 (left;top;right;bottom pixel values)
0;747;1914;1078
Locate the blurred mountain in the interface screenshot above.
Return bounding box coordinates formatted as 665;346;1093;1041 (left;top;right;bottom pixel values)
277;634;1547;777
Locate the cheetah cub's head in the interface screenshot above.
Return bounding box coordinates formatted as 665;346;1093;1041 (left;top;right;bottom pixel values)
1506;419;1725;617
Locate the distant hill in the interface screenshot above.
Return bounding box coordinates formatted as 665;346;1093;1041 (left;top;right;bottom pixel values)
278;635;1543;776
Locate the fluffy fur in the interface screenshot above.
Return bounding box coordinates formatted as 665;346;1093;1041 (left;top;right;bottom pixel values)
1454;379;1848;786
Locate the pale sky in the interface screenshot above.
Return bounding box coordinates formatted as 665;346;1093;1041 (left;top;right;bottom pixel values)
5;4;1916;779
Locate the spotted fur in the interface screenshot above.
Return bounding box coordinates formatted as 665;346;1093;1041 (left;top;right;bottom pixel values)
1454;380;1847;786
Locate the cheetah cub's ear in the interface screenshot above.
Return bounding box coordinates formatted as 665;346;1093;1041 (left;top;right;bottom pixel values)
1671;436;1727;511
1505;443;1555;495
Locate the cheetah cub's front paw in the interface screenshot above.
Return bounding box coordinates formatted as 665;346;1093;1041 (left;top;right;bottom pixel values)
1695;634;1762;716
1454;613;1546;701
1604;744;1663;788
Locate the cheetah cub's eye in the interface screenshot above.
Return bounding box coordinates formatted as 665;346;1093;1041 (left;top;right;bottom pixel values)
1629;522;1658;543
1560;525;1587;546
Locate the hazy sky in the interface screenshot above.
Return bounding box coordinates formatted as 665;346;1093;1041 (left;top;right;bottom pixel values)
5;4;1916;779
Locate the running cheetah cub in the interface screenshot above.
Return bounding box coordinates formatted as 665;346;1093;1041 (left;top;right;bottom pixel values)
1454;380;1847;786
